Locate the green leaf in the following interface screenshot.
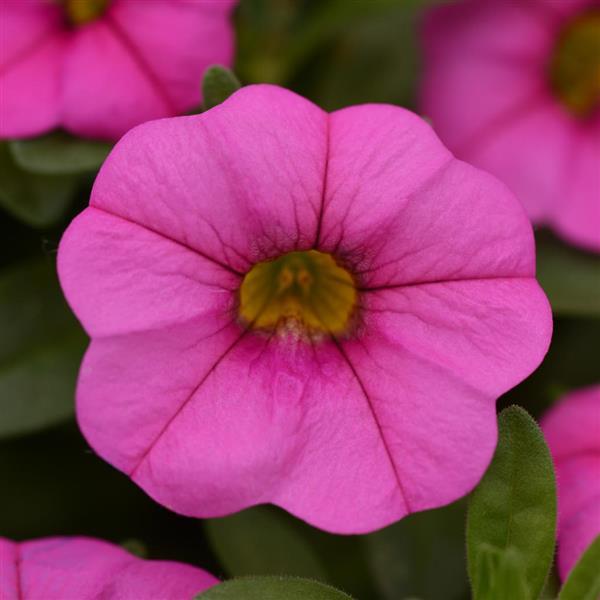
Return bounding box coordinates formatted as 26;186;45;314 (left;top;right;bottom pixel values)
9;131;112;175
205;506;328;581
536;231;600;317
204;506;377;599
0;143;80;228
467;406;557;600
558;535;600;600
202;65;242;110
195;576;353;599
0;258;87;439
365;501;467;600
474;545;530;600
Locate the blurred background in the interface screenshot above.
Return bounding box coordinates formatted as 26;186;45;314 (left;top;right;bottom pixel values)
1;1;598;599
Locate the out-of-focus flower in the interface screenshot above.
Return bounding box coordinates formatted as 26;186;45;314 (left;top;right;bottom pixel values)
0;0;236;141
0;536;217;599
542;385;600;579
421;0;600;252
58;85;552;533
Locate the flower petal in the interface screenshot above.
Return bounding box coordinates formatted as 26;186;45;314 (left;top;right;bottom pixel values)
550;128;600;252
335;278;551;513
320;108;534;287
543;385;600;461
420;0;552;155
61;21;173;140
0;3;64;139
110;0;236;113
58;207;239;337
7;537;217;599
89;85;328;270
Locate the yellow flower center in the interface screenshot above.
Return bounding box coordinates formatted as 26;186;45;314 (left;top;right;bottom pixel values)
61;0;109;26
239;250;357;337
550;9;600;118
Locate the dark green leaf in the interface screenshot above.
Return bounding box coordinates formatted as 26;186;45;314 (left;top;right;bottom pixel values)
0;143;80;228
9;131;111;175
536;231;600;317
474;545;530;600
558;535;600;600
365;501;467;600
204;506;377;599
195;576;353;599
0;258;87;439
467;406;557;600
202;65;242;110
205;506;327;581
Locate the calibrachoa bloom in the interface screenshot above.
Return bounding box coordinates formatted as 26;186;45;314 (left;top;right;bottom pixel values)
0;0;236;141
421;0;600;252
58;85;552;533
0;536;217;599
542;385;600;579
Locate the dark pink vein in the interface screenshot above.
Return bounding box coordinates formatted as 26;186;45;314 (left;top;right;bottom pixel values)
0;29;58;77
128;328;249;478
331;337;411;513
104;14;178;114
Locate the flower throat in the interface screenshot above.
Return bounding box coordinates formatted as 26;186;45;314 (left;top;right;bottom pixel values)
550;9;600;118
61;0;110;26
239;250;357;337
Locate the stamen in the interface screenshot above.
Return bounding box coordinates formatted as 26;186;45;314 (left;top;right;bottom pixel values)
61;0;110;26
550;10;600;118
239;250;357;337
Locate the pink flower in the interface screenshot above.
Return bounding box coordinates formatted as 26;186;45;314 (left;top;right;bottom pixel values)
0;536;217;599
420;0;600;252
57;85;552;533
0;0;236;141
542;385;600;580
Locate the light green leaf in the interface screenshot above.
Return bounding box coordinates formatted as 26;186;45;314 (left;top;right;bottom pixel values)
0;258;87;439
195;576;353;599
536;231;600;317
474;545;530;600
467;406;557;600
9;131;111;175
558;535;600;600
0;143;80;228
365;501;467;600
202;65;242;111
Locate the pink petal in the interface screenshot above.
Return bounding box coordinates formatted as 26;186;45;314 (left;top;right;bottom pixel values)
320;106;535;287
0;538;18;600
1;536;216;599
542;386;600;579
110;0;236;113
88;85;328;270
558;498;600;580
58;207;239;338
543;385;600;461
77;318;240;475
335;278;550;513
0;3;65;139
550;127;600;252
60;21;172;140
420;0;552;155
81;327;410;532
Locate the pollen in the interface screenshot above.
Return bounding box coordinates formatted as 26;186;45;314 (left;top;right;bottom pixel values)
239;250;357;337
550;9;600;118
62;0;110;26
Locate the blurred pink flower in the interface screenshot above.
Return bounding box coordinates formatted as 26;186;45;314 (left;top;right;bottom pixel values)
0;536;217;599
0;0;236;141
542;385;600;579
421;0;600;252
58;84;552;533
